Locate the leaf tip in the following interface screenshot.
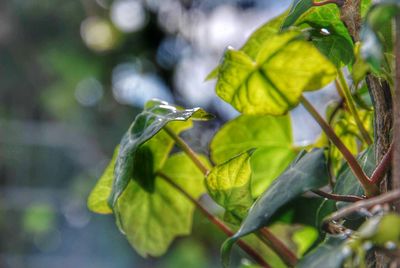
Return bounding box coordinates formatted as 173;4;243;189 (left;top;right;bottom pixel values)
221;237;237;268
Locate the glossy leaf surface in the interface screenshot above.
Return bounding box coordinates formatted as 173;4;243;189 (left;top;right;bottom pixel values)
108;99;212;208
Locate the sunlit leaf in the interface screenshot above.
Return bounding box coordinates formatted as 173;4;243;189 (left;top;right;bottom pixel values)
356;213;400;246
117;153;207;257
215;32;337;115
292;226;319;256
87;147;119;214
221;149;329;267
109;99;213;208
206;151;254;223
210;115;297;196
296;235;350;268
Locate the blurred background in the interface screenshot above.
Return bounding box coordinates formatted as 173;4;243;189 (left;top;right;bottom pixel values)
0;0;339;267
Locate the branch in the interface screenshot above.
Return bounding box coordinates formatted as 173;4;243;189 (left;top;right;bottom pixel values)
322;189;400;227
163;125;209;175
311;189;364;202
300;95;379;197
157;172;271;268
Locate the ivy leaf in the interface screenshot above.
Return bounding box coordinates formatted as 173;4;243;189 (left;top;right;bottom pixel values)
87;119;194;215
334;147;375;210
221;149;329;267
108;99;213;208
117;153;207;257
296;235;350;268
210;115;297;197
281;0;314;30
294;5;354;67
87;147;119;214
215;32;336;115
205;150;254;223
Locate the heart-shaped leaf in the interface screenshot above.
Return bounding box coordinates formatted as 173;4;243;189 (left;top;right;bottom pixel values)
221;149;329;266
108;99;213;208
215;32;336;115
210;115;297;197
117;153;207;257
205;150;254;224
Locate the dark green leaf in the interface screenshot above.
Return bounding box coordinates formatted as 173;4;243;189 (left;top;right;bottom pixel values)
281;0;314;30
108;99;213;208
221;149;329;266
334;147;375;210
210;115;297;196
296;235;350;268
205;151;254;223
294;5;354;67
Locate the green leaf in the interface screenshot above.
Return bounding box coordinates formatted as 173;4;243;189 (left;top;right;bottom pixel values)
281;0;314;30
215;33;337;115
294;5;354;67
108;99;213;208
117;153;207;257
296;235;350;268
87;147;118;214
87;119;197;209
221;149;329;266
334;147;375;209
210;115;297;196
356;213;400;246
205;150;254;223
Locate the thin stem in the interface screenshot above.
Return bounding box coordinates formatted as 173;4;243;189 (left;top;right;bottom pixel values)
312;0;344;6
337;69;373;145
257;228;298;267
300;95;379;197
370;143;393;185
157;172;271;268
311;189;364;202
163;125;209;175
322;189;400;227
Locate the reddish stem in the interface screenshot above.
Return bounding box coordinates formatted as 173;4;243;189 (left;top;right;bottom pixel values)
370;143;393;185
313;0;344;6
311;189;364;202
157;172;271;268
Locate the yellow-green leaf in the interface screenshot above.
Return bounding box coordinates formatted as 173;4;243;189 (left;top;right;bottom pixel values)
117;153;207;257
206;151;254;223
87;148;118;214
210;115;297;197
215;32;337;115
